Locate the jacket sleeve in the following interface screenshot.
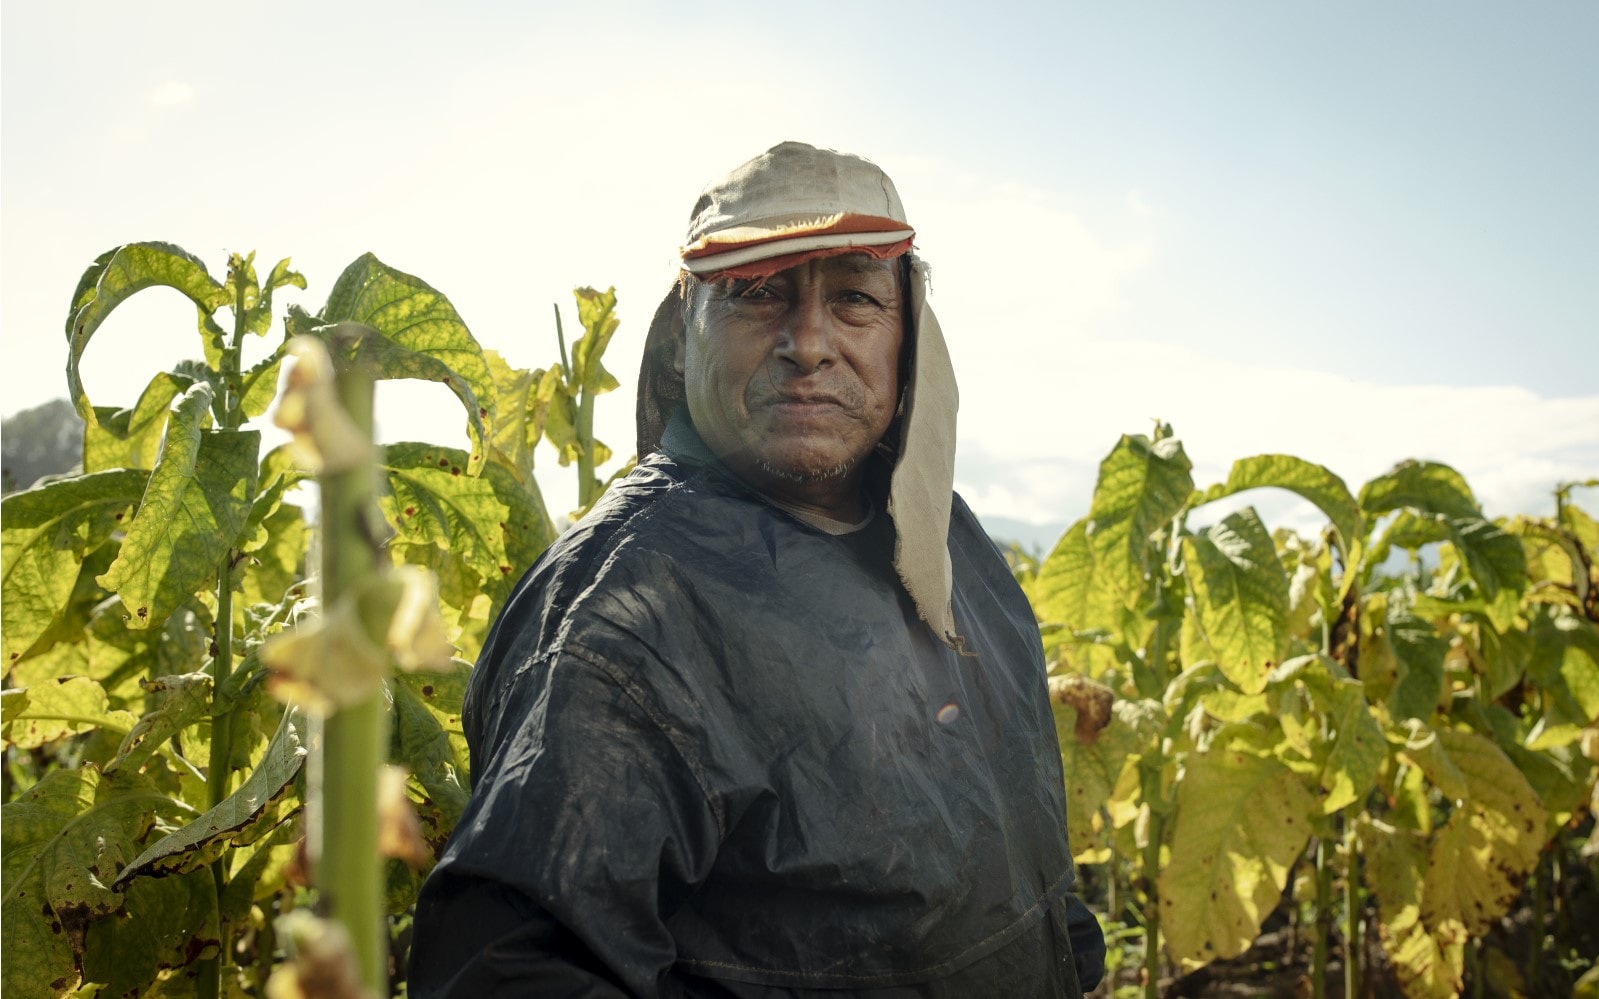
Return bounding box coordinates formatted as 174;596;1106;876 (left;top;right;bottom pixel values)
408;645;722;998
1062;892;1106;991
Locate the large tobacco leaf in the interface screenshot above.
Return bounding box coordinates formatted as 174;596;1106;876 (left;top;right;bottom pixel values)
98;387;260;630
1083;432;1193;610
1;469;148;664
1180;507;1290;695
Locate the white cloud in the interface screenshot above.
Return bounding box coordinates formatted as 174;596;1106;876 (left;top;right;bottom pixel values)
148;81;195;107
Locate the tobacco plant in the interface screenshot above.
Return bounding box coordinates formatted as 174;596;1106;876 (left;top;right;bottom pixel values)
1;242;627;996
1032;428;1598;998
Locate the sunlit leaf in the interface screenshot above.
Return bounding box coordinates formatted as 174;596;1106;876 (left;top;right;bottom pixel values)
1084;432;1193;610
1360;460;1482;521
1528;611;1599;726
65;242;230;421
1319;679;1385;814
106;672;213;776
83;371;191;473
1180;508;1289;695
1157;741;1316;963
1;469;147;664
1193;454;1363;568
571;286;621;395
319;255;495;472
98;387;261;630
1362;817;1464;999
2;676;134;749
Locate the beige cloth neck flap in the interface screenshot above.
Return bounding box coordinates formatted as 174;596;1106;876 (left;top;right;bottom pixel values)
890;259;960;647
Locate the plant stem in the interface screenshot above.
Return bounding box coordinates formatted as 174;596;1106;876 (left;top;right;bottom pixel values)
1344;825;1360;999
1528;848;1544;994
196;261;254;999
577;383;597;509
319;335;388;991
1141;760;1165;999
1312;837;1332;999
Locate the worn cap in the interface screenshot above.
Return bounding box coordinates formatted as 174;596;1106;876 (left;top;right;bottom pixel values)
679;141;916;279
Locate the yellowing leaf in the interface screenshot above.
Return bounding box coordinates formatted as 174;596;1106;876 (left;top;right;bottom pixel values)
1319;680;1385;814
83;371;188;473
1362;817;1464;999
1157;744;1316;963
1;469;147;663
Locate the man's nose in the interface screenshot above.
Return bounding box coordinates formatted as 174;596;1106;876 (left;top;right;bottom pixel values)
773;294;835;373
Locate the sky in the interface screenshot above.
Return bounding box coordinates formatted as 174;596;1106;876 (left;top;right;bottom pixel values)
4;2;1596;547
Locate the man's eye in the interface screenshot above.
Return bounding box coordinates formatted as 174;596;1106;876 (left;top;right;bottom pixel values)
736;285;778;301
839;291;880;306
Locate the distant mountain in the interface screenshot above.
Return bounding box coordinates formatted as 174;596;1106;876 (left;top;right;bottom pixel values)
2;399;83;494
977;514;1068;558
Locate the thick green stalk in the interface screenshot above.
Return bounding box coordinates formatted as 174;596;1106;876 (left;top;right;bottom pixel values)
196;272;253;999
1344;826;1360;999
318;341;388;990
1313;837;1332;999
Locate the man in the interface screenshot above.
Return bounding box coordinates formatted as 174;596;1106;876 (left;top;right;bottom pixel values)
410;142;1105;997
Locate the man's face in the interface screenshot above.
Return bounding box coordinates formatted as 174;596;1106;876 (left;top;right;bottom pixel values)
680;253;905;518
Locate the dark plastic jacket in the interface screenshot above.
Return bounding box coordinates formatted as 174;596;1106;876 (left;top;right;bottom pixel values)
409;415;1106;997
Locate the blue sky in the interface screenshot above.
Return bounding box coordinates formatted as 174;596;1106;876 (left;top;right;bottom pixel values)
4;2;1595;540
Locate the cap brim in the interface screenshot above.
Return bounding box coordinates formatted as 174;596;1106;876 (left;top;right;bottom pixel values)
682;228;915;275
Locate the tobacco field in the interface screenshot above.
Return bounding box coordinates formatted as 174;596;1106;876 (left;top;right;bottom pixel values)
2;242;1595;998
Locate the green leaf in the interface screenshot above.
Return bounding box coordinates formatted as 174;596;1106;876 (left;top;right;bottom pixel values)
2;676;133;749
97;387;261;630
1360;460;1482;521
380;442;509;575
1194;454;1363;565
10;598;207;711
238;348;286;421
1180;508;1290;695
1528;611;1599;726
1157;742;1316;963
1385;603;1448;721
393;667;472;851
65;243;230;420
319;254;495;471
1319;679;1385;814
83;371;192;473
1085;433;1193;610
237;254;306;339
116;709;306;883
2;766;193;998
571;287;621;395
1;469;148;664
1034;520;1122;650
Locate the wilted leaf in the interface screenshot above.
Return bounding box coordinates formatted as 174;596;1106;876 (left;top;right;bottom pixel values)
79;866;220;998
106;672;214;775
116;710;307;883
2;469;147;663
571;286;621;396
2;766;193;998
1050;677;1138;857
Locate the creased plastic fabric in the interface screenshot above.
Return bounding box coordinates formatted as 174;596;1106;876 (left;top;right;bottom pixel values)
410;415;1105;997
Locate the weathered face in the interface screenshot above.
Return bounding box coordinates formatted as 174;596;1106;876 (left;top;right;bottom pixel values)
680;253;906;519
